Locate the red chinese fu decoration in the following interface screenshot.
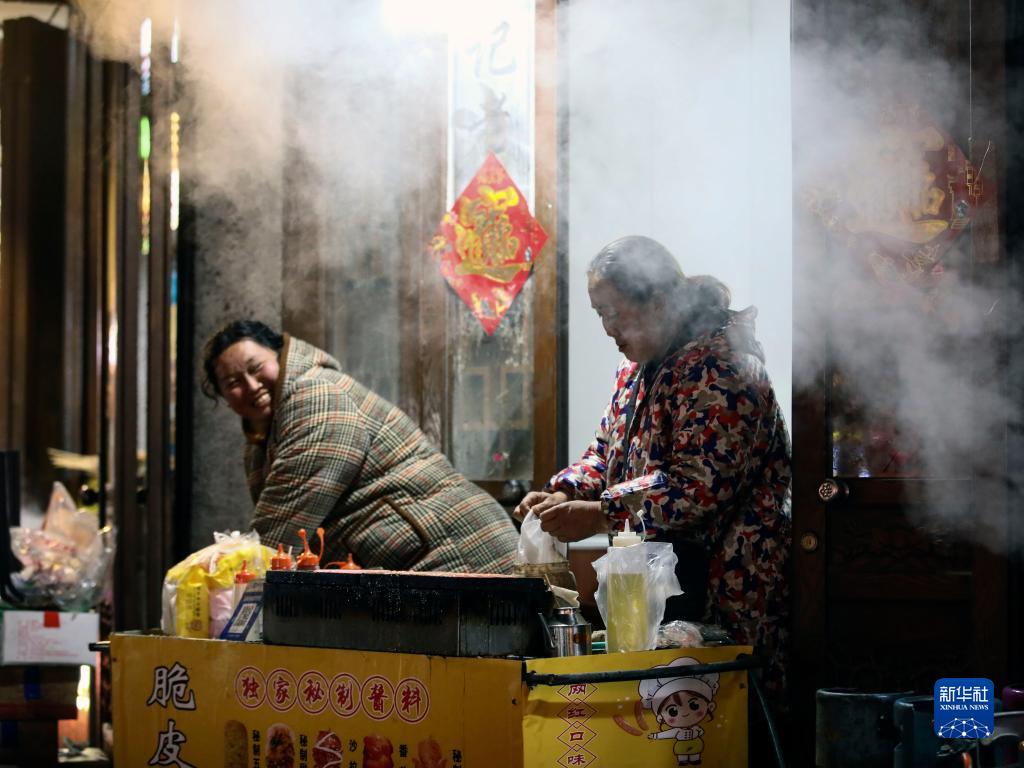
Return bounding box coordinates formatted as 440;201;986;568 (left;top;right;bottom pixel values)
430;153;548;335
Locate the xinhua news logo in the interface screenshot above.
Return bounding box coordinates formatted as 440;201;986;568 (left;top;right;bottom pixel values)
933;678;994;739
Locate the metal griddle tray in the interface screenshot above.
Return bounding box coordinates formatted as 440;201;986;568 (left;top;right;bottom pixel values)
262;569;552;658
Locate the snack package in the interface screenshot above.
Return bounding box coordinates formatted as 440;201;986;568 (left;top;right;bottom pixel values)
512;511;575;590
655;619;705;649
10;482;115;610
161;530;273;638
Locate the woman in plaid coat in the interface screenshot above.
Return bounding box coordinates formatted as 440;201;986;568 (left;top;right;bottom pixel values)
202;320;517;573
516;236;791;697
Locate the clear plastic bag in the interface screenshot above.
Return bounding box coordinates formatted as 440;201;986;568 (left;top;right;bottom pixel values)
161;530;273;638
593;541;682;652
655;619;705;649
513;512;575;590
515;511;567;564
9;482;115;611
41;482;98;550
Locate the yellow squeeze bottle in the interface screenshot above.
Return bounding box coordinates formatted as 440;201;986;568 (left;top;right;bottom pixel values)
606;531;649;653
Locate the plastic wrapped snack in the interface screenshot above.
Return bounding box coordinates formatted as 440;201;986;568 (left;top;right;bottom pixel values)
655;620;706;649
9;482;115;610
161;530;274;638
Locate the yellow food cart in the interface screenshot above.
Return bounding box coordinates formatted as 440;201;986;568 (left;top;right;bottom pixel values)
112;634;754;768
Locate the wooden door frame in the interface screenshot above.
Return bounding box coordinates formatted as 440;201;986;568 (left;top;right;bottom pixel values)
142;46;179;629
1003;0;1024;688
108;59;144;632
790;0;1011;757
532;0;568;488
466;0;567;500
0;18;69;507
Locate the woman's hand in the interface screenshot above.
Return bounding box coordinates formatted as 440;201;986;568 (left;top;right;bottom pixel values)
538;500;610;542
513;491;568;521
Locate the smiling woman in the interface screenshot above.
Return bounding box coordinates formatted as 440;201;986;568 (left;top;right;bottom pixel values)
200;320;518;573
215;342;278;417
203;320;284;430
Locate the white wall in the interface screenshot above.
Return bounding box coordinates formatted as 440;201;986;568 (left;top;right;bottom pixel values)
566;0;792;459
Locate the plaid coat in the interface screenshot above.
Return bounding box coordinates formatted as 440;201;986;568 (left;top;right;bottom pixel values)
547;309;791;694
244;336;517;573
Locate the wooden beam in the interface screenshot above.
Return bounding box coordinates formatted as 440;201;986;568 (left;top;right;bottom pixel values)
0;19;68;507
532;0;566;486
110;61;143;631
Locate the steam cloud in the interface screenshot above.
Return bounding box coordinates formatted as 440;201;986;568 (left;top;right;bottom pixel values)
71;0;1016;551
793;1;1013;550
73;0;446;539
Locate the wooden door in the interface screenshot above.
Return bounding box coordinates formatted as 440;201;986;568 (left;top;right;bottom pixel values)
790;0;1009;758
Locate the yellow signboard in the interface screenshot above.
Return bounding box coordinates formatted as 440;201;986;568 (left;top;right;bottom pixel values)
113;634;525;768
523;647;750;768
113;635;750;768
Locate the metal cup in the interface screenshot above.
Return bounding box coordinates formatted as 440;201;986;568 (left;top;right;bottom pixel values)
543;606;592;656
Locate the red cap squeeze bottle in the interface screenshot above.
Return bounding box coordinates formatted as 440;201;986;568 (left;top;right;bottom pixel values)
232;559;257;608
340;553;360;570
325;553;362;571
296;527;325;571
270;543;292;571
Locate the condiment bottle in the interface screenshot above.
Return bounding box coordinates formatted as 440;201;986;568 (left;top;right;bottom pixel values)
295;527;325;571
324;553;362;571
270;543;292;571
606;530;649;653
232;559;256;608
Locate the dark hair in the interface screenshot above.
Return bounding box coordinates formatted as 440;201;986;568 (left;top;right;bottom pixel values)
201;319;284;400
587;235;731;318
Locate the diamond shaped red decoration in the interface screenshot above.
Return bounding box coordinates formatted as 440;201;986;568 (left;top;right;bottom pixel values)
429;153;547;335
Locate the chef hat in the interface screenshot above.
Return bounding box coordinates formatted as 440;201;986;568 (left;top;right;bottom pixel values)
638;657;720;715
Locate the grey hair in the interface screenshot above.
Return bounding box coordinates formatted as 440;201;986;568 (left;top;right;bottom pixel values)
587;235;731;315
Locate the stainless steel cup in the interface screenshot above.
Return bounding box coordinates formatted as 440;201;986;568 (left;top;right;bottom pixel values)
543;606;592;656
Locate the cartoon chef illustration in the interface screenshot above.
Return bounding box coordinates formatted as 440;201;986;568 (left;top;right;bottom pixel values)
639;657;719;765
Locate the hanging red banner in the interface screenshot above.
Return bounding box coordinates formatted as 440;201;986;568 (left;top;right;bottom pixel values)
430;153;548;335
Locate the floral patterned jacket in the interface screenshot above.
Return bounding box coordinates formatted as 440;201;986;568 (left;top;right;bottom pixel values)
547;308;791;682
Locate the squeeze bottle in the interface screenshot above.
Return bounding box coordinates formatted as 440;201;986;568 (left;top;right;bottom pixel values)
270;543;292;571
606;530;649;653
232;559;256;609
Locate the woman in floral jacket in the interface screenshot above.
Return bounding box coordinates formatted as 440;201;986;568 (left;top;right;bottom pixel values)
202;320;517;573
516;236;791;696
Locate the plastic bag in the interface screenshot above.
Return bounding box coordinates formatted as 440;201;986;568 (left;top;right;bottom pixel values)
516;511;567;564
161;530;273;638
42;482;98;551
593;541;682;652
512;512;576;590
655;620;705;649
9;482;115;610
